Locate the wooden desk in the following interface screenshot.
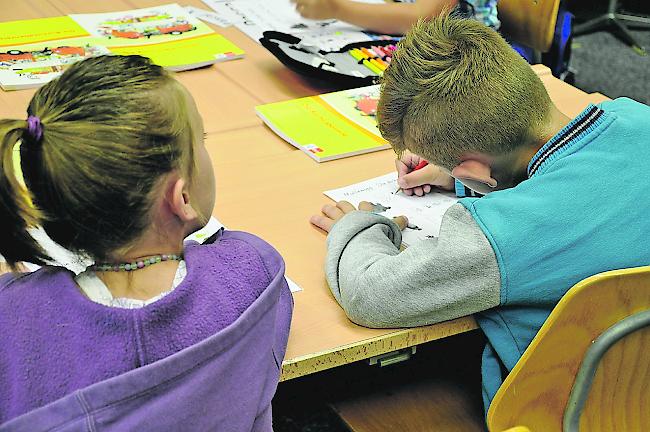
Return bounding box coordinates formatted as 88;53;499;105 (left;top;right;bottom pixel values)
0;1;610;382
211;77;610;380
0;0;290;134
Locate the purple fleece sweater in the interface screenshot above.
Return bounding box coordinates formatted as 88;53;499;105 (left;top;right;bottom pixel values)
0;230;293;426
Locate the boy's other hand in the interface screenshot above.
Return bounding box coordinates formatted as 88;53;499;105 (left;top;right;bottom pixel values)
310;200;408;233
292;0;340;20
396;151;454;196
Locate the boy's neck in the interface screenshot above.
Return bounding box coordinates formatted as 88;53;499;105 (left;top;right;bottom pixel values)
535;104;573;151
516;105;573;175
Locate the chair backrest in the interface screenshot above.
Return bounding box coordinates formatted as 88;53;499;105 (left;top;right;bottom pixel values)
498;0;561;52
487;266;650;432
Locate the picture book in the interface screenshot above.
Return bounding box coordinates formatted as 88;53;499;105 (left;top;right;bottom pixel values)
256;84;390;162
0;4;244;90
324;172;459;246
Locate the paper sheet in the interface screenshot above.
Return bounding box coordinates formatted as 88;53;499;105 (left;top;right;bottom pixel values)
184;5;233;27
202;0;388;50
285;278;302;293
324;172;459;245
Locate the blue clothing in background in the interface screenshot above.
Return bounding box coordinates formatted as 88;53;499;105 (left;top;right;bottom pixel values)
458;0;500;29
397;0;500;29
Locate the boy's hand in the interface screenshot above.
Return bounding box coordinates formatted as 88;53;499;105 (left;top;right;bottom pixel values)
310;200;408;233
396;151;454;196
292;0;340;20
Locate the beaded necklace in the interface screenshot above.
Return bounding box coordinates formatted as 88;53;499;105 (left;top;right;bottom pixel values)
91;254;183;272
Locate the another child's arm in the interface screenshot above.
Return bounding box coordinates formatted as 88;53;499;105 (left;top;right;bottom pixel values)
311;201;500;328
292;0;458;35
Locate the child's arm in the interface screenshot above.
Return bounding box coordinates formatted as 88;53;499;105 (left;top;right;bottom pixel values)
396;151;484;198
312;202;500;328
396;150;455;197
292;0;459;35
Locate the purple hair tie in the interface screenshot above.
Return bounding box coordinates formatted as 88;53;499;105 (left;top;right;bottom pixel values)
26;115;43;142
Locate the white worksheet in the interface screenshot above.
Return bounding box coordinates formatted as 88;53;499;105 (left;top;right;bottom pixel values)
324;172;459;245
184;5;233;27
202;0;388;50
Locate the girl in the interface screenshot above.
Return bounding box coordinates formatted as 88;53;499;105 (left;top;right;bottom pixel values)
0;55;292;430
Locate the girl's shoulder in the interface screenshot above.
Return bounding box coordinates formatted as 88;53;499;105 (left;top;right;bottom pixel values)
181;230;287;324
0;267;71;295
0;268;77;327
185;230;284;275
186;229;285;288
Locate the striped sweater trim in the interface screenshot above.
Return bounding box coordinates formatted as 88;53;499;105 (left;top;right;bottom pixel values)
527;105;605;178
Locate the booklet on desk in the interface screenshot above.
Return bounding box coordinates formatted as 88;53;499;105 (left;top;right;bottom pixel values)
256;84;390;162
0;4;244;91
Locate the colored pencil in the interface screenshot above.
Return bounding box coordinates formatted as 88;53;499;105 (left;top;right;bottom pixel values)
349;49;382;74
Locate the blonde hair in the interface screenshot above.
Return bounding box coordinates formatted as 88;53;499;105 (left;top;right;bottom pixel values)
377;15;553;170
0;55;195;268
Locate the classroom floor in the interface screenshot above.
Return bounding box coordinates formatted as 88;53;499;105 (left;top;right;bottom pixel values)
570;0;650;104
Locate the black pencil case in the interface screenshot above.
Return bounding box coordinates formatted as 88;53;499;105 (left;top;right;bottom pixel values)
260;31;400;88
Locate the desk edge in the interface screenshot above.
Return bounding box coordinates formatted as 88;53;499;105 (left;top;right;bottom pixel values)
280;316;479;381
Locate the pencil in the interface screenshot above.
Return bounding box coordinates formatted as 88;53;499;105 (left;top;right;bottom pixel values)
373;57;389;69
360;47;377;59
349;49;382;75
369;58;387;71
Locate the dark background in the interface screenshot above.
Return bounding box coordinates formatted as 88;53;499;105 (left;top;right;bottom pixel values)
569;0;650;103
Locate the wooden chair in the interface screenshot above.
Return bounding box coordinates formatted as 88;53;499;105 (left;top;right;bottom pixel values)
498;0;561;52
487;266;650;432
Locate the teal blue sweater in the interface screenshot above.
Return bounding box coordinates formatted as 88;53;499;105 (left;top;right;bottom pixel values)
461;98;650;407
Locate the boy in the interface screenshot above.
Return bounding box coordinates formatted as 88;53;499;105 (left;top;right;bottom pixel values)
291;0;499;35
310;15;650;410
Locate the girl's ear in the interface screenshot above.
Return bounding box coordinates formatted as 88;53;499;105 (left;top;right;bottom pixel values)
168;177;198;223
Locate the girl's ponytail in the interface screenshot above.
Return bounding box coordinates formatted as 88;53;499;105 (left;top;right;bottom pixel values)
0;119;48;268
2;55;195;266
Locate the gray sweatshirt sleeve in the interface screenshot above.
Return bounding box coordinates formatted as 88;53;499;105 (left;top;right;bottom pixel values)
325;203;500;328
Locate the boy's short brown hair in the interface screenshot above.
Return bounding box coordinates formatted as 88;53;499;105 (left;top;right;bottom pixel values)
377;15;553;170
